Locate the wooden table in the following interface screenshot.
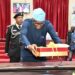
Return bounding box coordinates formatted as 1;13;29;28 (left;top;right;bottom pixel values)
0;61;75;75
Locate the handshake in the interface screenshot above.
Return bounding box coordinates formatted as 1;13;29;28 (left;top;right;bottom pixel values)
26;44;40;57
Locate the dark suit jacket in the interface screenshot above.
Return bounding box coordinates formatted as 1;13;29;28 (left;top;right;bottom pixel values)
66;31;75;51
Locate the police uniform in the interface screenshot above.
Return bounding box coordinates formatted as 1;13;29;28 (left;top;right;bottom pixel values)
20;8;61;62
5;13;23;62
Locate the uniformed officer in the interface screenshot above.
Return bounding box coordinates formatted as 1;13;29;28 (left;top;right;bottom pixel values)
5;12;23;62
20;8;61;62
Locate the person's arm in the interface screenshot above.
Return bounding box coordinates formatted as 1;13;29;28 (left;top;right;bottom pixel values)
20;20;39;57
46;21;62;43
5;27;11;53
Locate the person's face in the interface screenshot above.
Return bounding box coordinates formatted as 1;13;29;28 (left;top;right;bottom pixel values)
15;16;23;25
34;20;43;29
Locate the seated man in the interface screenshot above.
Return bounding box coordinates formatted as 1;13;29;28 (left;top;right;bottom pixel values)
67;27;75;61
20;8;61;62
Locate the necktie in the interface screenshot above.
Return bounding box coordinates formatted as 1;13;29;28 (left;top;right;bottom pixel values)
19;25;21;29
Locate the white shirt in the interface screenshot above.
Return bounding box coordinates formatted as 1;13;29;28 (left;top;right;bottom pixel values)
16;23;22;29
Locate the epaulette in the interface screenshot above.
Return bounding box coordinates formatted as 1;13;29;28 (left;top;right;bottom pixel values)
7;25;15;28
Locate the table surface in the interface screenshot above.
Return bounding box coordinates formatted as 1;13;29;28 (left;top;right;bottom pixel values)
0;61;75;75
0;71;73;75
0;61;75;71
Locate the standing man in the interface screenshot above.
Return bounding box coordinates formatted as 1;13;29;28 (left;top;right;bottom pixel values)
5;12;23;62
20;8;61;62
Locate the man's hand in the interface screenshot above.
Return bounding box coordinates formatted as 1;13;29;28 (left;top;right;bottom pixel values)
32;44;37;50
27;45;34;51
31;49;40;57
27;44;40;57
6;53;8;55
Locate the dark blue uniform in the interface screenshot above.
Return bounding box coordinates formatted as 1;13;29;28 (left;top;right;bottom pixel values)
20;19;61;62
5;25;21;62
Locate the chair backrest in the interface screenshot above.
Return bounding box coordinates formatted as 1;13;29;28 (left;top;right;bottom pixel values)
71;32;75;42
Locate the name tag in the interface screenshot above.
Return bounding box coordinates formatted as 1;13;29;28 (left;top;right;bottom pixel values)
13;30;17;31
12;30;17;33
